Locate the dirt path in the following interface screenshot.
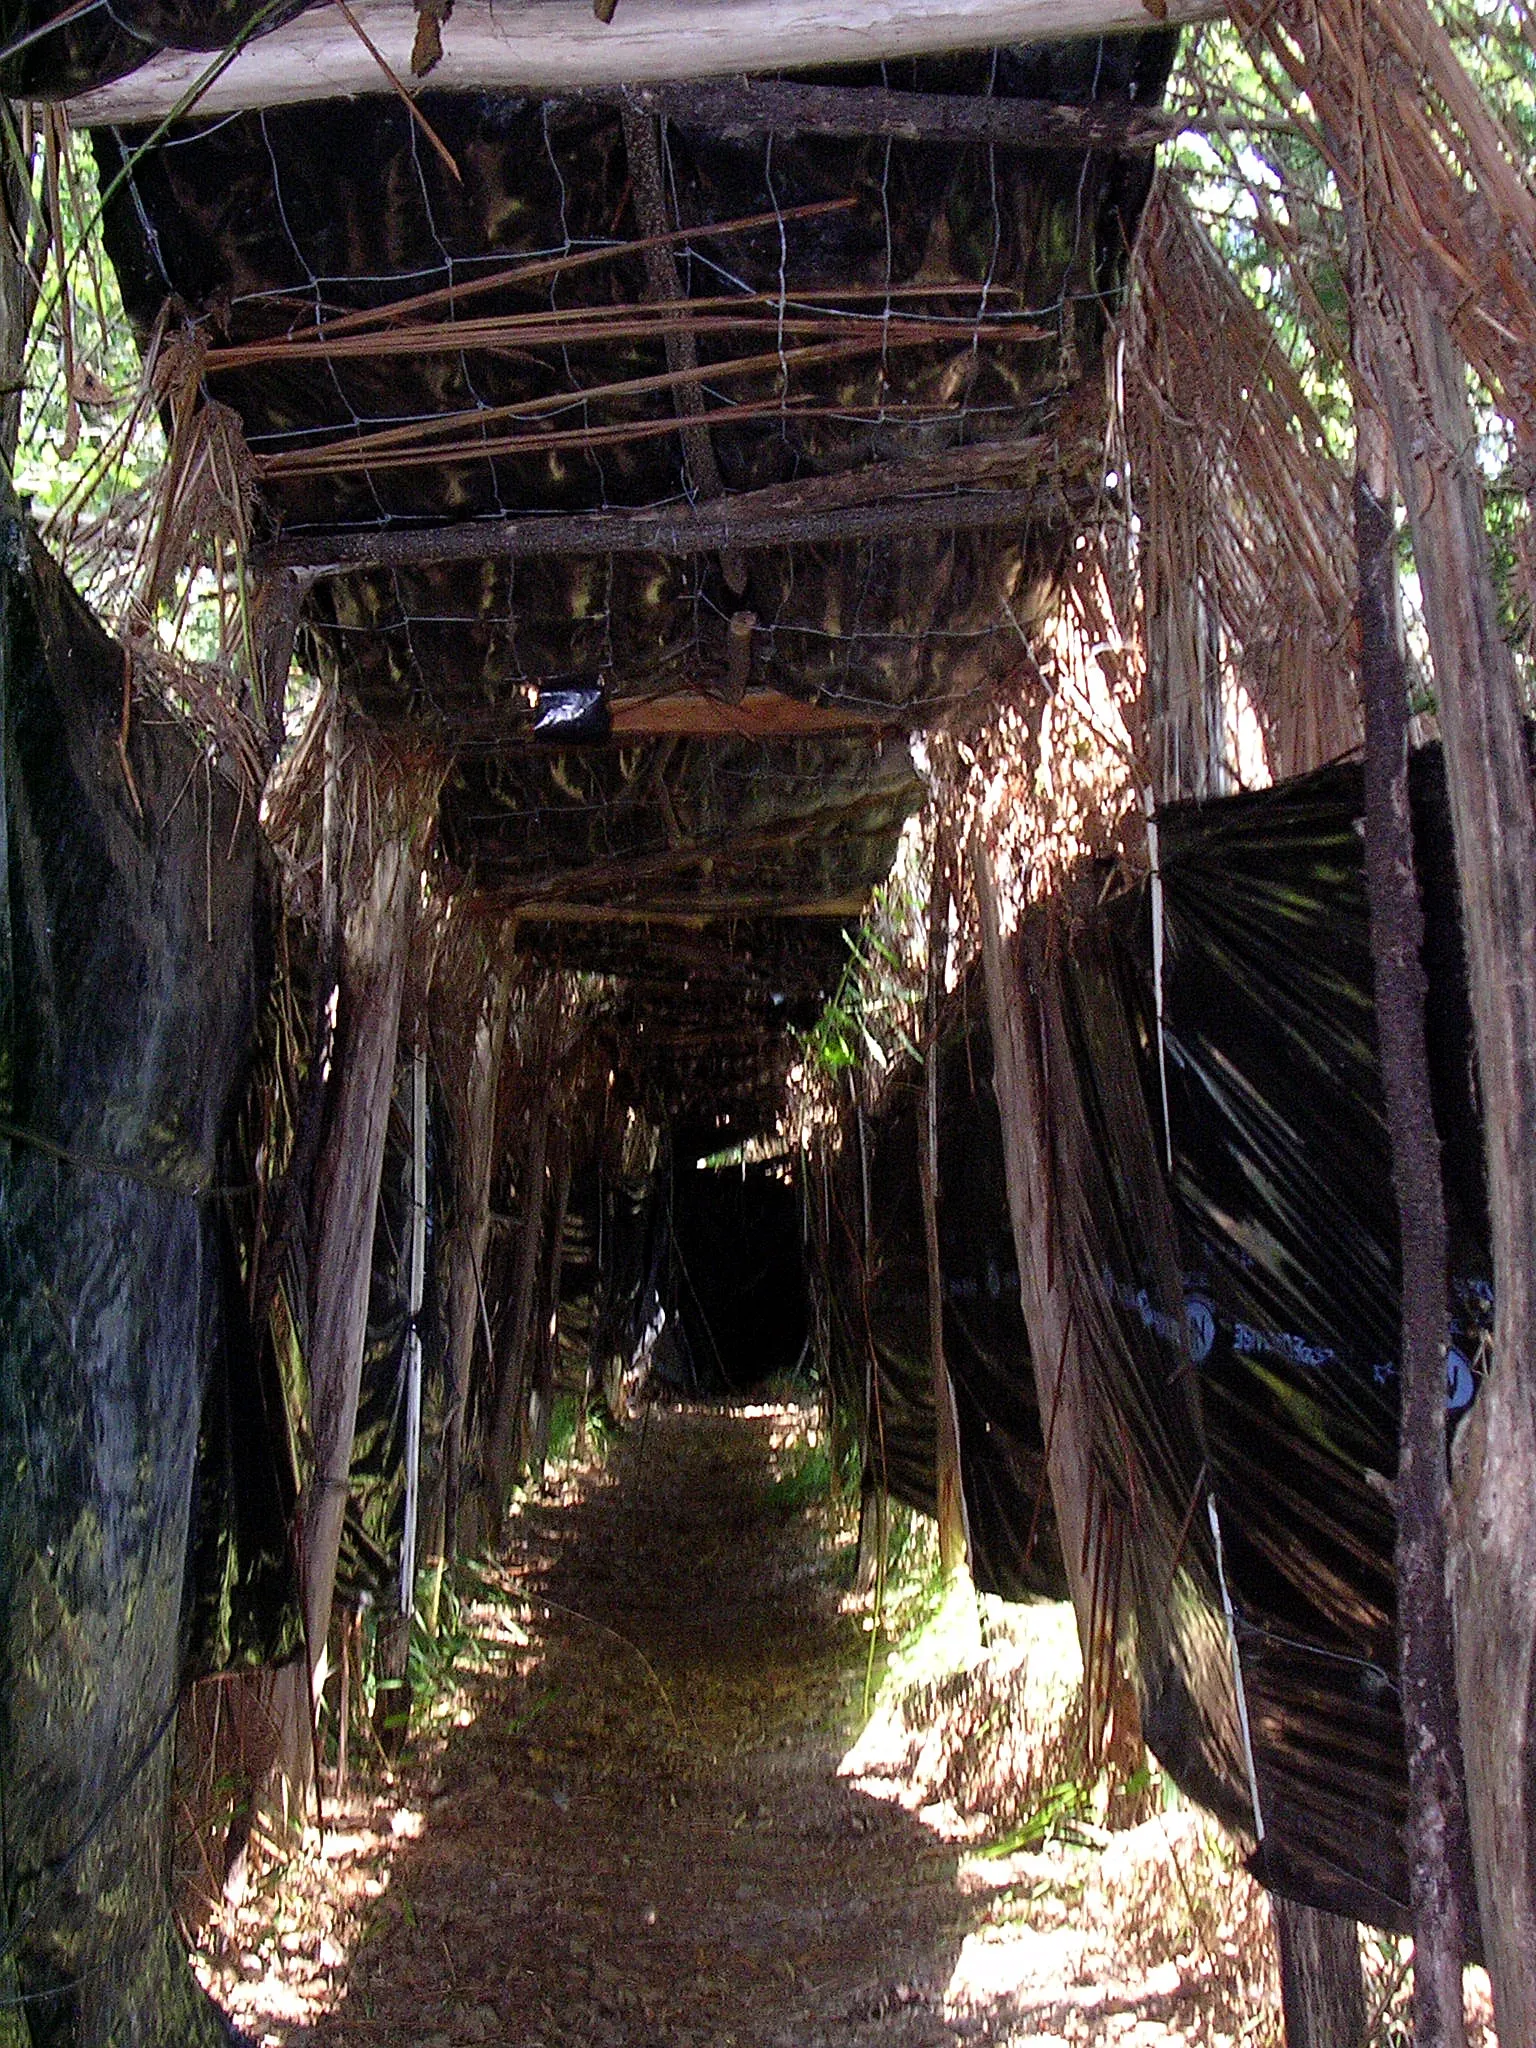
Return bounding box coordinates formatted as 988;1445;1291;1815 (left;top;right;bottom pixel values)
319;1403;978;2048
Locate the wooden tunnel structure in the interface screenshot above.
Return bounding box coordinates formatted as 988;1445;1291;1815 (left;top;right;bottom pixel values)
2;0;1536;2041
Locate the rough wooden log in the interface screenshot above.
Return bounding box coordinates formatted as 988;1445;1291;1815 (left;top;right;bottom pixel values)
920;843;967;1576
528;1128;572;1484
1355;449;1470;2041
504;894;869;922
259;477;1086;579
1367;249;1536;2048
272;783;423;1803
1273;1897;1367;2048
485;1080;553;1530
595;77;1179;151
60;0;1221;126
440;969;509;1568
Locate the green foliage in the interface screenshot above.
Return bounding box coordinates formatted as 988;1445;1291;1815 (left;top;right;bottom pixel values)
799;859;925;1085
977;1776;1097;1857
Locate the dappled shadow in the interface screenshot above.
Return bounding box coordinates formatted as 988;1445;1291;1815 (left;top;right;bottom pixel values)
304;1404;988;2048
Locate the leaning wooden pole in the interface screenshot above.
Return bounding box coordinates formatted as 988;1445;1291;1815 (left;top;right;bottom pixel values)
440;969;510;1566
485;1077;554;1532
1354;435;1470;2041
1364;255;1536;2043
273;777;422;1802
920;838;967;1578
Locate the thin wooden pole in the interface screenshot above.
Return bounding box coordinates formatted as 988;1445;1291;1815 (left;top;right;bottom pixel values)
485;1078;554;1532
398;1029;429;1620
920;836;966;1577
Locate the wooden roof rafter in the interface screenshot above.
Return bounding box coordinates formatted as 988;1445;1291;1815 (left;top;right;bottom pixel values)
60;0;1218;125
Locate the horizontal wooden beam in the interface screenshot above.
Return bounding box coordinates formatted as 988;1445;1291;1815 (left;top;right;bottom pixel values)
62;0;1219;127
607;688;888;738
501;896;870;924
262;480;1084;578
589;78;1180;152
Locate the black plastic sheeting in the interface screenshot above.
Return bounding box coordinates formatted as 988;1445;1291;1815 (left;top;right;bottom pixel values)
0;515;271;2028
1115;748;1487;1929
821;1011;1068;1604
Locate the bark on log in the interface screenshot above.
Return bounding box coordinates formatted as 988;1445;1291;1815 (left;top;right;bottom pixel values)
1354;458;1470;2046
1369;253;1536;2045
1273;1897;1367;2048
593;78;1178;151
60;0;1221;125
528;1129;572;1485
441;970;510;1563
485;1082;553;1531
259;479;1086;579
272;782;422;1802
0;514;260;2042
920;850;967;1577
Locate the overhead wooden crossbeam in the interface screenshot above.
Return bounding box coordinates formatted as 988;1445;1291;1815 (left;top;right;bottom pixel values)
507;897;869;924
260;442;1092;577
61;0;1220;126
592;79;1180;152
607;689;888;738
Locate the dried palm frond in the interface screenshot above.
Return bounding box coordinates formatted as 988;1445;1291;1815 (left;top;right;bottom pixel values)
1118;175;1360;790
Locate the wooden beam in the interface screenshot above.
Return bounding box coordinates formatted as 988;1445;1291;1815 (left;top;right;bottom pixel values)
608;688;888;738
260;478;1085;578
61;0;1221;127
502;896;868;923
259;433;1079;573
592;78;1180;152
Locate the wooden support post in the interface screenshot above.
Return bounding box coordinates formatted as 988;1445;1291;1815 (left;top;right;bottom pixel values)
440;969;510;1569
485;1081;554;1530
1353;401;1470;2041
1273;1897;1367;2048
528;1128;573;1483
920;840;967;1577
272;785;422;1804
1364;252;1536;2045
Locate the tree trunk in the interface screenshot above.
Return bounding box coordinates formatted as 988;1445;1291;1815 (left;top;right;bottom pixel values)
485;1084;553;1531
271;786;420;1804
1370;254;1536;2045
0;515;261;2042
440;971;509;1564
1354;448;1470;2044
1273;1897;1366;2048
528;1129;572;1485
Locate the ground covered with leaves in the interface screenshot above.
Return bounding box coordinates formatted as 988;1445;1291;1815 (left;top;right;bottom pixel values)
193;1400;1492;2047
